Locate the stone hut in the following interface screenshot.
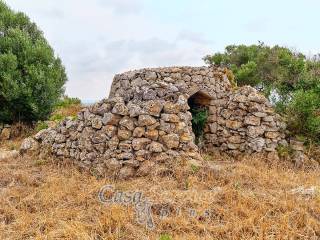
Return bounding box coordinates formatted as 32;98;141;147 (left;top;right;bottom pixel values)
28;66;286;178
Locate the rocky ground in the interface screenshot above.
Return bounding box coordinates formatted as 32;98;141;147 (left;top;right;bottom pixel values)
0;140;319;239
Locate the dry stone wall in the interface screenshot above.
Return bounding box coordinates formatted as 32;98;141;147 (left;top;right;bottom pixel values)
204;86;287;155
26;66;287;178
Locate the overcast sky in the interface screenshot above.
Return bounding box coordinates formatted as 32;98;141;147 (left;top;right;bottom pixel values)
5;0;320;101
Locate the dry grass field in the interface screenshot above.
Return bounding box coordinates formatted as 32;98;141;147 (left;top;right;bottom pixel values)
0;143;319;239
1;103;320;239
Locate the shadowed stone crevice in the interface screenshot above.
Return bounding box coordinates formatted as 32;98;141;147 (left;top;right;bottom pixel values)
188;91;211;147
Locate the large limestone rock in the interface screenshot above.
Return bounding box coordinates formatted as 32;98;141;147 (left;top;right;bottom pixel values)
162;134;180;149
138;115;157;126
0;127;11;140
20;137;39;153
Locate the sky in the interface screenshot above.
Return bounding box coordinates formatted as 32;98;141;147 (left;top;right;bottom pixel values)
4;0;320;101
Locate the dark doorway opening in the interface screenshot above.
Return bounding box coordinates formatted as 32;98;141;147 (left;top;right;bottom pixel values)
188;91;211;145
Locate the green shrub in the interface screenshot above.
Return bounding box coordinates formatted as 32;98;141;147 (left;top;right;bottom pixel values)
0;2;67;123
190;164;200;173
286;88;320;142
54;96;81;109
204;42;306;99
159;234;172;240
70;115;78;121
276;144;293;158
190;108;208;144
49;113;64;122
35;121;48;132
205;43;320;143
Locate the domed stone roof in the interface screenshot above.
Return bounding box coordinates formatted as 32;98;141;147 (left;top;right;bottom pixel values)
27;66;286;179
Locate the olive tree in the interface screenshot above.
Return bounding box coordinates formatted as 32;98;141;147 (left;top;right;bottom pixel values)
0;2;67;123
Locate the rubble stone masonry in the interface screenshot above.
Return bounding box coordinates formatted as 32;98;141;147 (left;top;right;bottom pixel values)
26;66;287;178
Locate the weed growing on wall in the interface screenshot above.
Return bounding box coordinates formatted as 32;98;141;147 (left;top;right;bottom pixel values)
190;107;208;145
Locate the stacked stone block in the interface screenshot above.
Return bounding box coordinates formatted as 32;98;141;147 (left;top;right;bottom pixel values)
204;86;287;155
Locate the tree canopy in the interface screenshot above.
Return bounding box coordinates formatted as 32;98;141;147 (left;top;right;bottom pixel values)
204;43;320;142
0;1;67;123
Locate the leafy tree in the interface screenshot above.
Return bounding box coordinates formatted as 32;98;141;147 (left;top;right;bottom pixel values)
204;43;320;142
285;85;320;142
204;42;306;98
0;1;67;123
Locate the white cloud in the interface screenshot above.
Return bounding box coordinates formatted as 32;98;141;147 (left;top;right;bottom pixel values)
97;0;144;15
64;37;212;99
